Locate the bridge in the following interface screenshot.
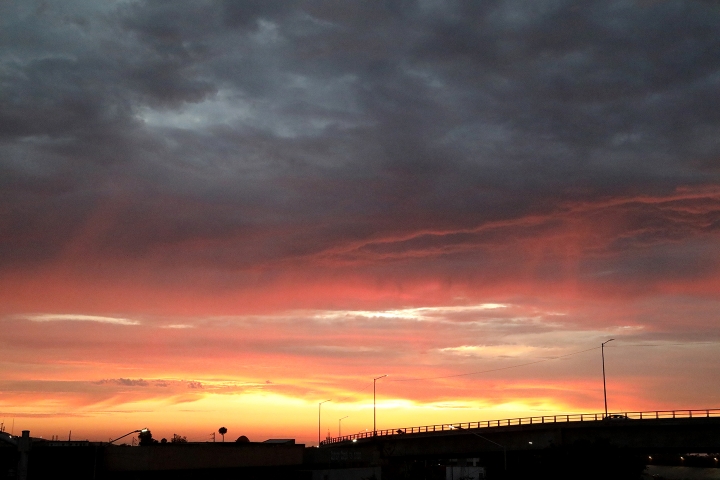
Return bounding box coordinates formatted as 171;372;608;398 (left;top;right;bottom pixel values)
323;408;720;448
319;408;720;475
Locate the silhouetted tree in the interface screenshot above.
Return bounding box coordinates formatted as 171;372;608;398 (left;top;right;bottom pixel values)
218;427;227;442
171;434;187;443
138;429;158;446
236;435;249;443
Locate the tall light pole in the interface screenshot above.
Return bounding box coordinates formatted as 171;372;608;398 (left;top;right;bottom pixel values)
602;338;615;418
318;399;331;447
373;375;387;436
339;416;349;437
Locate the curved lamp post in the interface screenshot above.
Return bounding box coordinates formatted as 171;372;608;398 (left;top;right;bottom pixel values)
373;375;387;436
602;338;615;417
108;428;148;445
318;399;331;447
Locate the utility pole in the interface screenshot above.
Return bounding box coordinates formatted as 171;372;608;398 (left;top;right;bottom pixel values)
602;338;615;417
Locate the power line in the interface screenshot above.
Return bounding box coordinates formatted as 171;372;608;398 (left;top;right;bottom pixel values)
316;340;719;398
386;340;720;383
330;381;373;404
388;346;601;382
608;342;719;347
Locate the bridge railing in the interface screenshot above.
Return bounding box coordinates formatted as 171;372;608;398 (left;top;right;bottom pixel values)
321;408;720;445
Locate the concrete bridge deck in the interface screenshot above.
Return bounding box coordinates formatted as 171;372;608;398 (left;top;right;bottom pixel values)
321;408;720;457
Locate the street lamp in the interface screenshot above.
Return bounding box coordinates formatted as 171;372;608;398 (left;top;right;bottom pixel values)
450;426;506;471
339;416;349;437
602;338;615;418
108;428;148;445
318;399;331;447
373;375;387;436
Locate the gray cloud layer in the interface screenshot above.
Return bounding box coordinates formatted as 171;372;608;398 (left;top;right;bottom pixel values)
2;0;719;287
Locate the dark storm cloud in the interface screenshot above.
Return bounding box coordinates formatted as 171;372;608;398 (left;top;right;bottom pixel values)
1;0;719;284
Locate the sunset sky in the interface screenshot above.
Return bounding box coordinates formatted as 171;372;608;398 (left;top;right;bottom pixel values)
1;0;719;446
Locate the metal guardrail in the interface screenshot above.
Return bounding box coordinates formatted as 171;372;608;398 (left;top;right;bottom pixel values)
321;408;720;445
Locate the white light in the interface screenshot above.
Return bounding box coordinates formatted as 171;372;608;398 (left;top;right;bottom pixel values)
352;439;357;443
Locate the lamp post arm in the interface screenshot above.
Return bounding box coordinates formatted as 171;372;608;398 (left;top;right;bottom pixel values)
469;432;504;449
454;428;507;471
455;427;504;449
469;432;507;471
108;429;146;445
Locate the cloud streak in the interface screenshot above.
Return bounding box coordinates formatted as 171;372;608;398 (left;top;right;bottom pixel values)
22;314;140;326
